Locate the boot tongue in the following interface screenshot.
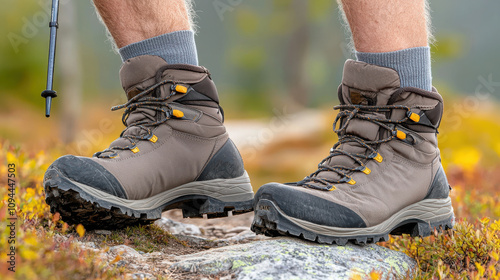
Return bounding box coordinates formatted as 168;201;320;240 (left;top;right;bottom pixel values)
110;55;213;149
120;55;211;101
340;60;401;140
118;55;170;129
341;59;401;106
120;55;169;99
99;56;166;153
313;60;401;183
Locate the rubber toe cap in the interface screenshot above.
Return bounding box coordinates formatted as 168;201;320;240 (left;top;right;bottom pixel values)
255;183;367;228
49;155;127;199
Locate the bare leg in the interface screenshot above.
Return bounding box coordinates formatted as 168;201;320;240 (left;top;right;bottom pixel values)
338;0;433;90
339;0;430;52
92;0;193;48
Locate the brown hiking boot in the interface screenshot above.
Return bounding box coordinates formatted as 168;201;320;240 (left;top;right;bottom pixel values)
44;55;254;229
251;60;454;245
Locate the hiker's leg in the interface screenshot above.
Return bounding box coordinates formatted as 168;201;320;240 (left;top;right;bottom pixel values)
339;0;429;52
93;0;198;64
339;0;432;90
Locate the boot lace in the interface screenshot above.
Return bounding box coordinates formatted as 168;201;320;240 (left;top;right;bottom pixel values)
94;78;183;159
296;104;419;191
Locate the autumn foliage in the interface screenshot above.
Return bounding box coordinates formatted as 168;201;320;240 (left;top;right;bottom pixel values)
0;98;499;279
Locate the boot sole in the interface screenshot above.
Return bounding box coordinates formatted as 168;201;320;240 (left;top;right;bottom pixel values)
251;197;454;245
44;168;254;229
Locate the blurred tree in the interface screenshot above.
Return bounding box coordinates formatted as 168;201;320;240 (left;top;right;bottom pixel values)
0;1;47;108
58;0;82;143
284;0;310;108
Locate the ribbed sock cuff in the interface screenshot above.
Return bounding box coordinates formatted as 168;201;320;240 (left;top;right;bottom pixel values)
355;46;432;91
119;30;198;65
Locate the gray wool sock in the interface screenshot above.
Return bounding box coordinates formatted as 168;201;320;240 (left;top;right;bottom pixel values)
119;30;198;65
355;46;432;91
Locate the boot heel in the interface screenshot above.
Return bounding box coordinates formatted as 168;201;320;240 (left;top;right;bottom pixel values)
181;196;254;219
390;214;455;237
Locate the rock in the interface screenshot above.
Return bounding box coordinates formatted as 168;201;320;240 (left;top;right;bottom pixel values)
174;234;230;248
224;226;251;235
221;227;253;240
108;245;144;261
115;260;127;268
125;272;156;280
200;225;258;240
200;275;232;280
53;234;68;243
75;241;99;250
170;237;416;280
94;229;112;235
155;217;202;236
228;232;257;242
220;230;270;243
201;226;226;238
128;263;140;270
143;252;163;259
174;234;208;243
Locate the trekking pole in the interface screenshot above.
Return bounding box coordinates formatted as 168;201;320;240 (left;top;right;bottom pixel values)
41;0;60;118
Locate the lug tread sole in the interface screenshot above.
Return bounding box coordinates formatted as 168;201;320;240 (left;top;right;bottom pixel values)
251;199;454;245
44;182;254;230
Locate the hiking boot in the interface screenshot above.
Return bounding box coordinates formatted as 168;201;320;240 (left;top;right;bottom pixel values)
251;59;455;245
44;55;254;229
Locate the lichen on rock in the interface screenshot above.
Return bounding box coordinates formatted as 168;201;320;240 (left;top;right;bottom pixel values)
170;237;416;279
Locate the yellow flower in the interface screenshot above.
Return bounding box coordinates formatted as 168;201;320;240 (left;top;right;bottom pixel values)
20;249;38;260
369;271;381;280
23;236;38;246
6;152;17;164
350;273;362;280
491;251;499;262
451;146;481;170
475;262;485;277
76;224;86;237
